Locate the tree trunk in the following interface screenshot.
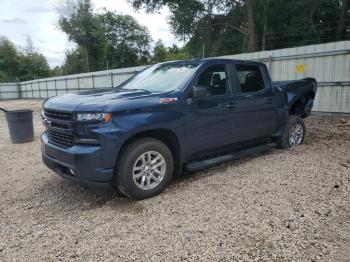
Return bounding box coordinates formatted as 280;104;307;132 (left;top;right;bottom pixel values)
261;0;270;51
336;0;348;40
247;0;257;52
83;44;90;72
261;14;267;50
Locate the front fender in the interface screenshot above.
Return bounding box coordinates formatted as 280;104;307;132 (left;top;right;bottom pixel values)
98;107;188;168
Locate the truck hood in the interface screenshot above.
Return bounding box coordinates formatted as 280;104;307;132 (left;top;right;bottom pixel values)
43;88;164;112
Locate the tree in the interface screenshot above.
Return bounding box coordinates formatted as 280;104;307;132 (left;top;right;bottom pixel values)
57;2;153;73
61;47;86;74
131;0;251;56
57;0;106;72
336;0;349;40
152;40;168;63
17;37;51;81
151;40;191;62
0;37;51;82
98;11;152;68
0;37;20;82
246;0;257;52
51;66;64;76
131;0;350;56
257;0;349;50
166;44;191;60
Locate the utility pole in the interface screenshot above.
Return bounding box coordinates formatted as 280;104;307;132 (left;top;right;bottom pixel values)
202;43;205;58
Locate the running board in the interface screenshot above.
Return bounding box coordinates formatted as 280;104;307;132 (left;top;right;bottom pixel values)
185;143;276;172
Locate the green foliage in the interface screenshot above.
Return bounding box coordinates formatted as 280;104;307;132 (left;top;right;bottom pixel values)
166;44;191;60
0;37;20;82
131;0;350;56
98;11;152;68
58;0;106;72
61;47;86;74
151;40;191;63
57;1;152;74
255;0;347;50
152;40;168;63
17;38;51;81
0;37;51;82
17;52;51;81
51;66;64;76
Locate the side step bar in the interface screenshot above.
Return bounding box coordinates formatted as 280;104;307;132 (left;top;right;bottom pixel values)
185;143;276;172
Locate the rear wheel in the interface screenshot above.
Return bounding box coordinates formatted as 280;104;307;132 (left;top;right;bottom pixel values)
277;116;306;149
115;138;174;200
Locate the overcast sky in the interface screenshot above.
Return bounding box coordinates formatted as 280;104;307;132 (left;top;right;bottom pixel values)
0;0;182;67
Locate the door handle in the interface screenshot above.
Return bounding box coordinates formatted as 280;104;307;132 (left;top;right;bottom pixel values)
265;98;273;104
225;102;236;109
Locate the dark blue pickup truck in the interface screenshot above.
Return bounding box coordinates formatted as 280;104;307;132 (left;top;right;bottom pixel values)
41;58;317;199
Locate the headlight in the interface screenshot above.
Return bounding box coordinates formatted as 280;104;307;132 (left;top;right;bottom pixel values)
76;112;112;123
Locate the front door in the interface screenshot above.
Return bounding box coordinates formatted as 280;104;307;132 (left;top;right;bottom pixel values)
185;63;234;158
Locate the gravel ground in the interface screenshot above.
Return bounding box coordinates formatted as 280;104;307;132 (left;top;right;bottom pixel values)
0;99;349;262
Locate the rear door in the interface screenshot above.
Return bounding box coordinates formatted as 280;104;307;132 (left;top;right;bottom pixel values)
226;63;278;142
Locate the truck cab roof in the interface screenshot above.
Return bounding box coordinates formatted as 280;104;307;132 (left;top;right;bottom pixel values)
160;58;263;67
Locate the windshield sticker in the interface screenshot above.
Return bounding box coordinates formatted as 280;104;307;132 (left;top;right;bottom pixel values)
160;98;178;104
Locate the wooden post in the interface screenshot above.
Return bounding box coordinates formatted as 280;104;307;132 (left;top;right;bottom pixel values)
39;80;41;99
54;79;57;96
46;80;49;98
110;72;114;87
65;78;68;93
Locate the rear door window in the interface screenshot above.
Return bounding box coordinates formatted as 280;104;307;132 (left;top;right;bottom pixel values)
235;64;265;93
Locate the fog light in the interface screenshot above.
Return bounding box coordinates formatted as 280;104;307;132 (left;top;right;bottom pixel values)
69;168;76;176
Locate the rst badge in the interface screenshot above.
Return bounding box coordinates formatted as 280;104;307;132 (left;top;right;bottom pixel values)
160;97;178;104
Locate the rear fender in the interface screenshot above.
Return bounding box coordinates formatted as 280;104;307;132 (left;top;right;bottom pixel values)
286;78;317;118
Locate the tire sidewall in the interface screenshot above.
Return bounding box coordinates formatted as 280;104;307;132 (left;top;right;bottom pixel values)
116;138;174;200
282;116;306;148
276;115;306;149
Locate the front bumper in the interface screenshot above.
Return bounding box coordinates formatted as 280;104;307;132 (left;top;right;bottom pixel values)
41;132;114;188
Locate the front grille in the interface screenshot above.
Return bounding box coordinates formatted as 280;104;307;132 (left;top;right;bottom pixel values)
48;130;74;147
45;110;73;120
51;122;70;129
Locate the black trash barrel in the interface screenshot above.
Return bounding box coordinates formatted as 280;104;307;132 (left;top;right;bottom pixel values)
5;109;34;143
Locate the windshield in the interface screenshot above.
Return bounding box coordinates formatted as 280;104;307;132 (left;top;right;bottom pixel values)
118;63;199;93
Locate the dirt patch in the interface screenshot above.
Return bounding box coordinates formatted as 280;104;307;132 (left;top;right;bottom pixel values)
0;99;349;261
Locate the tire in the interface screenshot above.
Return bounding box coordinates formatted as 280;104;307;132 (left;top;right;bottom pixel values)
276;115;306;149
115;138;174;200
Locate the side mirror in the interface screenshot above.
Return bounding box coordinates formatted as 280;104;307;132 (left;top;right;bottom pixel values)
191;85;209;98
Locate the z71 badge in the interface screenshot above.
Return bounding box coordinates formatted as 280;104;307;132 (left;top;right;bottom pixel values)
160;97;178;104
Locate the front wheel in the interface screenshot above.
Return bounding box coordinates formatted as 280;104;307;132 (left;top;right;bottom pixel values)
277;116;306;149
115;138;174;200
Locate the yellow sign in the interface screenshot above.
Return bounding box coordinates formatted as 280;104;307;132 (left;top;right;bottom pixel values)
295;64;305;73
